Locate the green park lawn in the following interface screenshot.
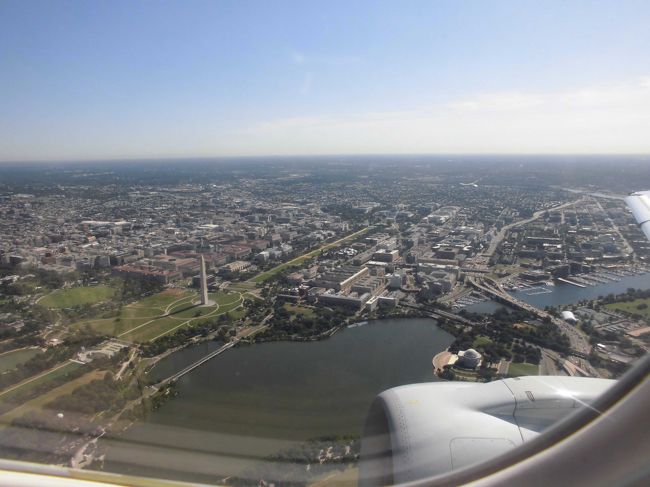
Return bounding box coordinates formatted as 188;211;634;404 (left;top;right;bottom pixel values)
0;369;106;423
606;298;650;321
228;281;258;292
132;291;191;309
72;289;243;342
121;305;163;320
507;362;539;377
0;348;42;373
472;336;493;348
127;298;244;341
39;285;116;308
284;303;316;319
119;316;183;342
0;361;83;403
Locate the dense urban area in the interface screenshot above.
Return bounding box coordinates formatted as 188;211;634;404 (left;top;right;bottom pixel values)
0;157;649;485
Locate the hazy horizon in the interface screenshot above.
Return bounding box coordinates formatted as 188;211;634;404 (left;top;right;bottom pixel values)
2;0;650;161
1;153;650;168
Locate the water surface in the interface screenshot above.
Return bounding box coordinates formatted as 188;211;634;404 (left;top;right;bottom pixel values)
101;317;453;481
512;273;650;308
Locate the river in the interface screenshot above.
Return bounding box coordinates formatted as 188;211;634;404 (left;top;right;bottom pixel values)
99;317;454;483
98;273;650;482
465;272;650;314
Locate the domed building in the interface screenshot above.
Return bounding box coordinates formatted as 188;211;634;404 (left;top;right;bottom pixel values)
561;310;578;324
457;348;482;369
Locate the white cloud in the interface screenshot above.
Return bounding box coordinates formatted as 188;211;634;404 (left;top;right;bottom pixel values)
3;76;649;161
449;92;545;111
225;76;650;155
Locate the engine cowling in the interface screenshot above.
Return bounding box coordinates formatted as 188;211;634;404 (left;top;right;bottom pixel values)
359;376;614;486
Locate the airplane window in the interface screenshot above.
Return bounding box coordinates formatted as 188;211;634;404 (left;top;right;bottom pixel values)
0;1;649;486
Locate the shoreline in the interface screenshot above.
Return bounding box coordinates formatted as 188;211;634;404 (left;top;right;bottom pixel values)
84;315;444;476
86;314;445;474
460;269;650;311
432;350;452;373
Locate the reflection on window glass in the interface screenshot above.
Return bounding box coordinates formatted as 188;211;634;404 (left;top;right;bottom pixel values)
0;0;649;485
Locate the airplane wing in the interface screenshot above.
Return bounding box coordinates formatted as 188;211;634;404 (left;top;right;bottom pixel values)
625;190;650;240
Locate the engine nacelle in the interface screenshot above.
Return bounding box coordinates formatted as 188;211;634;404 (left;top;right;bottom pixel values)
359;376;614;486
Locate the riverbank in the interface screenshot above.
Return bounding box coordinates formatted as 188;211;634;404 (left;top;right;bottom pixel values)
247;307;427;346
95;317;454;483
459;266;650;309
462;271;650;315
75;307;433;461
512;271;650;309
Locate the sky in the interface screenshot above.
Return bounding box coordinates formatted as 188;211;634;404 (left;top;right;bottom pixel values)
1;0;649;161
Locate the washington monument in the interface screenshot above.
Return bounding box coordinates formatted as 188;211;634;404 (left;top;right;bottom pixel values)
199;255;209;305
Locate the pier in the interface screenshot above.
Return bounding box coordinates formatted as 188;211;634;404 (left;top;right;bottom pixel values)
557;277;586;288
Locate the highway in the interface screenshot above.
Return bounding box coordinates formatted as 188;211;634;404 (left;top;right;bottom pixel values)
539;349;565;376
483;198;586;258
468;276;598;377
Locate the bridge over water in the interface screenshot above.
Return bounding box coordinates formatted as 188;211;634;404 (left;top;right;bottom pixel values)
400;302;476;326
158;322;270;385
468;277;595;370
161;341;236;384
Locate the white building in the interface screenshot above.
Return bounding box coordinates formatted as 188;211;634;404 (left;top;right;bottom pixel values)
561;311;578;323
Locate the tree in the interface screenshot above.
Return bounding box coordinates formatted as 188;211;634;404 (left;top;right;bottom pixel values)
477;367;496;382
440;367;456;381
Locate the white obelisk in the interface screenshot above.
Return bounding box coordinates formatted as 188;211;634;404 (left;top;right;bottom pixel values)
200;255;209;306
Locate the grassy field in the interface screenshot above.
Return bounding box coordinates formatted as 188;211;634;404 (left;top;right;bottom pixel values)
0;369;106;423
473;336;493;348
228;281;258;292
249;227;370;283
0;348;42;373
606;298;650;320
39;285;116;308
0;361;83;402
72;288;244;342
507;362;539;377
284;303;316;319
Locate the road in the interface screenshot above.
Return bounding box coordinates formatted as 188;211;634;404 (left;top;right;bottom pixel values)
0;360;75;398
248;226;371;282
484;198;586;258
468;276;598;376
437;283;473;304
539;349;566;376
592;197;635;259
